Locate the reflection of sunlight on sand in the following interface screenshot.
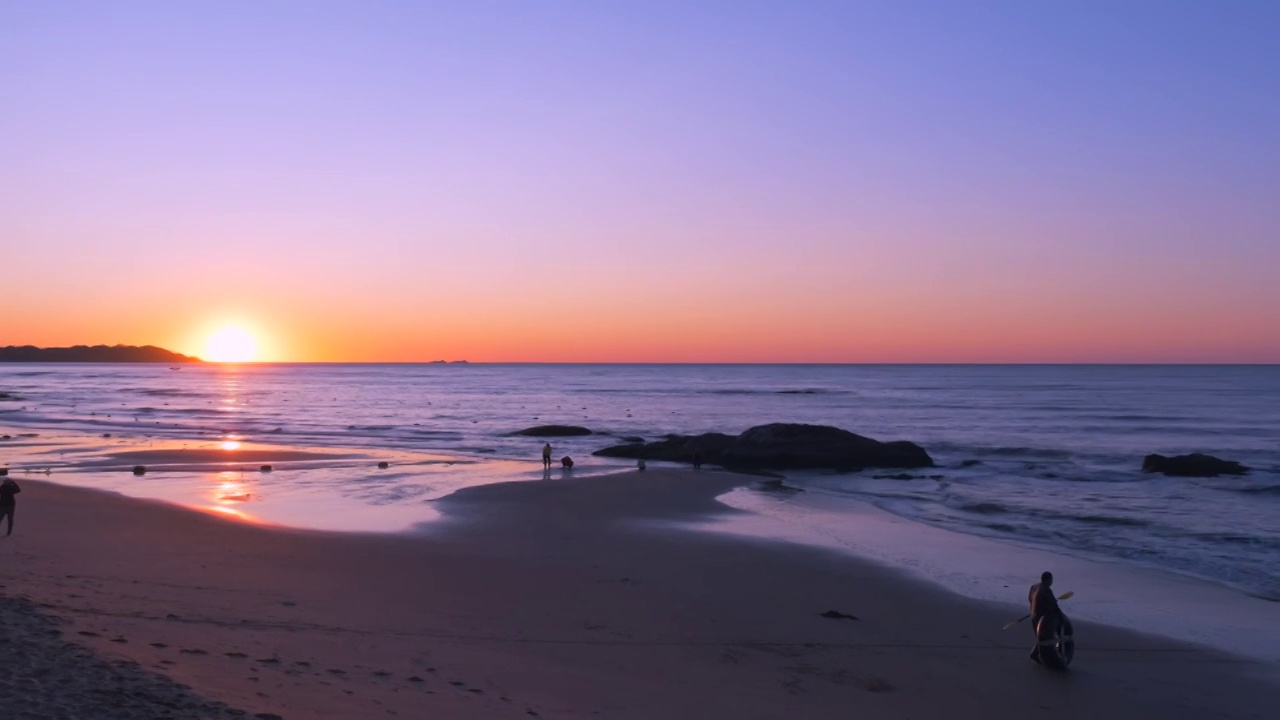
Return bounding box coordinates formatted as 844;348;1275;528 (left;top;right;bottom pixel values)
217;482;251;502
204;504;258;523
14;431;628;533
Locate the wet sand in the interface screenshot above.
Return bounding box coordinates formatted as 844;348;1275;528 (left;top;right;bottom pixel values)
0;470;1274;719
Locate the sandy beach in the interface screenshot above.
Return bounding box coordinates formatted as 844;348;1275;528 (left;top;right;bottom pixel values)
0;469;1273;719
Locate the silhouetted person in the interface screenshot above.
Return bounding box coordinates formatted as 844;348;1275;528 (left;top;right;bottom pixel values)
561;456;574;469
1028;571;1072;663
637;459;647;471
692;450;703;470
0;469;20;537
542;443;552;469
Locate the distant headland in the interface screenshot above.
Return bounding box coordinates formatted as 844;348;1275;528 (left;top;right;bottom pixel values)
0;345;202;363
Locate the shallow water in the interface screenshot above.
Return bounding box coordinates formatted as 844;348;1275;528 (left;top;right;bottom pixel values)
1;363;1277;600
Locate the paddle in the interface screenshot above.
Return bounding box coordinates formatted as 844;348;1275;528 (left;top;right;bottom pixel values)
1002;591;1074;630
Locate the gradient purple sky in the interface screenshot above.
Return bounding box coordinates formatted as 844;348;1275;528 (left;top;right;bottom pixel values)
3;1;1277;362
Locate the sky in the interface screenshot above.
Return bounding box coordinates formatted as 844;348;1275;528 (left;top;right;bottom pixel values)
2;1;1278;362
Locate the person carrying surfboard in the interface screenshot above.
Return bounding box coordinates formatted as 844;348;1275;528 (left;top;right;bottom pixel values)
1028;571;1073;664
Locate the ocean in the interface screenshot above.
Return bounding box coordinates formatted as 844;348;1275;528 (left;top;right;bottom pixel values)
2;363;1277;604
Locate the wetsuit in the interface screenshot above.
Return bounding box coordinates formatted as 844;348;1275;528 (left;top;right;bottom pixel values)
1028;582;1073;662
0;478;20;536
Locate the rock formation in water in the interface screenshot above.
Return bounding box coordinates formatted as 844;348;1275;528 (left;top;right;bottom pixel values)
594;423;933;472
0;345;201;363
514;425;594;437
1142;453;1250;477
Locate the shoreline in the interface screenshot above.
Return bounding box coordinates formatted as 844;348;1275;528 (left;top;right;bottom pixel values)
698;486;1280;664
6;429;1278;663
1;471;1275;718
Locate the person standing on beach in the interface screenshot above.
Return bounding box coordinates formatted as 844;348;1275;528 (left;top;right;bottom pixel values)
542;443;552;469
0;469;20;537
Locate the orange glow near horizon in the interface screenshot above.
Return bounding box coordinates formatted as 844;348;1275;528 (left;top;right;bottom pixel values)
5;256;1278;364
4;295;1277;363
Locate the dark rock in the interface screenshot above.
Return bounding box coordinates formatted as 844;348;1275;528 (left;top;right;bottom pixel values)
1142;453;1249;477
596;423;932;472
132;466;146;475
259;465;273;473
621;436;645;443
377;461;389;469
873;473;919;480
597;432;735;463
960;459;982;468
513;425;593;437
820;610;859;620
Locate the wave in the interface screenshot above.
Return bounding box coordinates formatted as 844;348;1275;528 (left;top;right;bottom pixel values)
1073;514;1151;527
407;430;465;439
927;442;1074;459
987;447;1074;459
959;502;1008;515
1190;533;1280;549
134;388;210;398
982;522;1017;533
1232;484;1280;496
944;498;1149;527
569;387;850;396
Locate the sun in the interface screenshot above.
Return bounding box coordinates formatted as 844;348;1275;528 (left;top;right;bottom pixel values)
205;326;257;363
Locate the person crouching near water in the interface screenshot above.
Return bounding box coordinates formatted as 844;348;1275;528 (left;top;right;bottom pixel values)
1028;571;1072;663
541;443;552;470
0;469;20;537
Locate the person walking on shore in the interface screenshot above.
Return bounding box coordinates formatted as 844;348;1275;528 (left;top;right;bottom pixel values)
542;443;552;470
1028;571;1072;663
0;469;20;537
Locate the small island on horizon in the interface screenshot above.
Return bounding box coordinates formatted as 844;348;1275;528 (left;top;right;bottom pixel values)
0;345;202;363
